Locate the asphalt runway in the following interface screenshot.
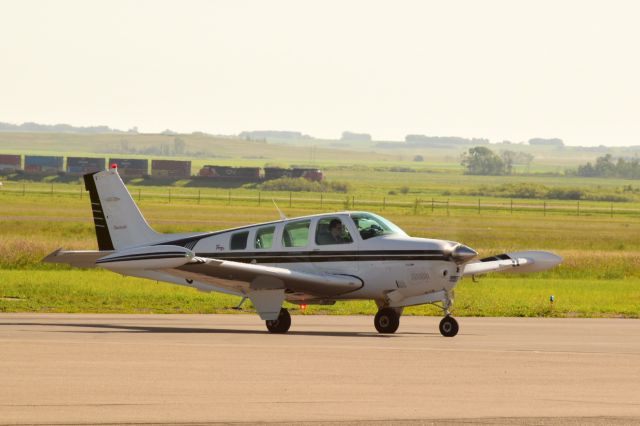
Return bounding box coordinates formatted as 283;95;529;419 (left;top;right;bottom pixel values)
0;314;639;425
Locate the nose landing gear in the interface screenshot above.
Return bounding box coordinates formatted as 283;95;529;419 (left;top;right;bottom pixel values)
439;291;459;337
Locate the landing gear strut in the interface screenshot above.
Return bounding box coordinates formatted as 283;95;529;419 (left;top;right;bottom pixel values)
265;308;291;333
374;307;400;334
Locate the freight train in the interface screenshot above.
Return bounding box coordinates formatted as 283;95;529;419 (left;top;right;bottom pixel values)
0;154;323;182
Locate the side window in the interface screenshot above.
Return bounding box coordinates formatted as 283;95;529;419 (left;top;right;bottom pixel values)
230;231;249;250
315;217;353;245
255;226;275;249
282;220;310;248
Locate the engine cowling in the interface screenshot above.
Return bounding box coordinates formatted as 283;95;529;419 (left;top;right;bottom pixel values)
95;245;194;270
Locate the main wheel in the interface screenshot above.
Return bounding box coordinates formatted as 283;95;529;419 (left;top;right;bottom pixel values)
265;308;291;333
439;316;459;337
374;308;400;334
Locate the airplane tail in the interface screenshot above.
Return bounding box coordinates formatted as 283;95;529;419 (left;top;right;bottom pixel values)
84;167;162;250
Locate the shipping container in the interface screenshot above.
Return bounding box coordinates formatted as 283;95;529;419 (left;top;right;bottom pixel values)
0;154;21;172
66;157;106;175
199;165;260;180
151;160;191;179
108;158;149;178
24;156;63;174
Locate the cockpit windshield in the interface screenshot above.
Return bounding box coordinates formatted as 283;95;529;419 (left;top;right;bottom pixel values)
349;212;407;240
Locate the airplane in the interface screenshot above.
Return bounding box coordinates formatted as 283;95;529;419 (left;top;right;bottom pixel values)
44;165;562;336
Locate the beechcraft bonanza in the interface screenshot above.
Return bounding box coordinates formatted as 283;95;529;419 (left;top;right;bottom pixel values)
44;166;562;336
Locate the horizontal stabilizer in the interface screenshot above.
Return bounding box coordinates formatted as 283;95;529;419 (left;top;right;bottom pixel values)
42;249;112;268
463;250;561;276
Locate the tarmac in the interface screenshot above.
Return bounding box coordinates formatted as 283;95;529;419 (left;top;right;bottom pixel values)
0;314;639;425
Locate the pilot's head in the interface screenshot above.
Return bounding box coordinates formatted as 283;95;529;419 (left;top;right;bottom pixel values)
329;219;343;237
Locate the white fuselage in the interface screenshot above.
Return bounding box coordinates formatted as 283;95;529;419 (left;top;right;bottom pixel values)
141;212;461;304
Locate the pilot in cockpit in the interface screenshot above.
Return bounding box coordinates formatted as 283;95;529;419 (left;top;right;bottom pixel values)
318;218;350;245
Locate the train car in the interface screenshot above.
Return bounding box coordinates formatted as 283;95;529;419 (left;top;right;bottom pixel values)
108;158;149;178
66;157;106;175
263;167;292;180
292;168;323;182
0;154;21;172
24;156;63;174
198;165;260;181
151;159;191;179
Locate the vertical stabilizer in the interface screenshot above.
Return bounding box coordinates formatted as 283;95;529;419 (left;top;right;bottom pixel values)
84;168;161;250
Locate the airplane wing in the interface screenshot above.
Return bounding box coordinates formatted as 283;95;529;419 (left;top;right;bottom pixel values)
163;256;364;298
462;250;562;276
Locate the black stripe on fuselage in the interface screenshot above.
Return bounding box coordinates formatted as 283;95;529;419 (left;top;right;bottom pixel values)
84;172;114;251
196;249;449;264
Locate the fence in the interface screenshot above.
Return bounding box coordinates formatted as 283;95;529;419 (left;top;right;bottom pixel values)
0;181;638;218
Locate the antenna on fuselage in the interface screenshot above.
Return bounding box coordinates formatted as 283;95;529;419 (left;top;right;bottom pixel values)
272;199;287;220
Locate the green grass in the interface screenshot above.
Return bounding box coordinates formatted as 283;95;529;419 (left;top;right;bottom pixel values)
1;270;637;318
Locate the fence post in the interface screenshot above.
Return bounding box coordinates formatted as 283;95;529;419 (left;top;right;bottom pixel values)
382;197;386;210
431;198;434;213
138;188;141;202
289;192;292;208
352;196;355;209
22;182;25;196
198;190;201;204
610;202;613;218
577;201;580;216
510;199;513;214
228;191;231;205
478;198;481;214
51;183;54;197
543;201;546;216
447;199;450;216
168;189;171;204
258;192;261;206
320;193;323;209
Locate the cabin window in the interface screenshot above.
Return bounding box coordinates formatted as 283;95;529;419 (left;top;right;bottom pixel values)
230;231;249;250
255;226;276;249
283;220;311;248
315;217;353;245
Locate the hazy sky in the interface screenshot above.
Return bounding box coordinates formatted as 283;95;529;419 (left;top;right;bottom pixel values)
1;0;639;146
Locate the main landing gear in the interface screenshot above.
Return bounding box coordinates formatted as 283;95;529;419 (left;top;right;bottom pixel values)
374;307;400;334
265;308;291;333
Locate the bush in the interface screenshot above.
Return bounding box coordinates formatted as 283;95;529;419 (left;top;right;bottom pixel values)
259;177;350;193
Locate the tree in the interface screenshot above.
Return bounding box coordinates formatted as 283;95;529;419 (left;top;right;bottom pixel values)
461;146;505;175
413;155;424;162
500;150;516;175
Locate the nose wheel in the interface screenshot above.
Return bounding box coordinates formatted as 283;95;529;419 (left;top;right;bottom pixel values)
265;308;291;333
374;308;400;334
439;315;459;337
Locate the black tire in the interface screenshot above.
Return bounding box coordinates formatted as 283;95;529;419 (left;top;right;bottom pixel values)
374;308;400;334
439;316;459;337
266;308;291;333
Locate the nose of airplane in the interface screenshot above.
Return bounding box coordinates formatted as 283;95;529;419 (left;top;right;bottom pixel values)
450;244;478;263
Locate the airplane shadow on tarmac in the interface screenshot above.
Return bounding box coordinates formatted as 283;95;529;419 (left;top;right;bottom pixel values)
0;322;445;338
